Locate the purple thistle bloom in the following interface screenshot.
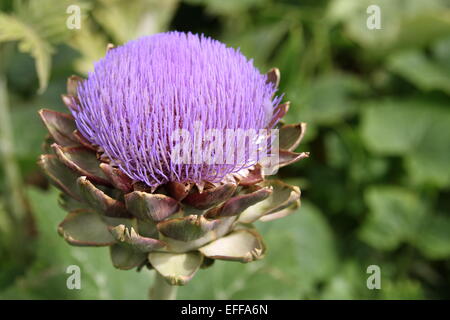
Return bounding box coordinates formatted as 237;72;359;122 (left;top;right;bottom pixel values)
72;31;282;187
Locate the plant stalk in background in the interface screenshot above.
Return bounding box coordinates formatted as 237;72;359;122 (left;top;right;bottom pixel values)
0;46;28;223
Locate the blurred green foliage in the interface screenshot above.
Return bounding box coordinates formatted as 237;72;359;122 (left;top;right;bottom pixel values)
0;0;449;299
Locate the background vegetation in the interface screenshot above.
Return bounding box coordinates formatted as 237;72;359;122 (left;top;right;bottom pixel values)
0;0;449;299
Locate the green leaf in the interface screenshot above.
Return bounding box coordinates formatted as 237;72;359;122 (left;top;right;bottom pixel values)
0;198;12;244
319;261;377;300
287;73;367;126
361;99;450;187
433;35;450;70
328;0;450;52
10;103;47;171
359;186;426;251
360;100;428;155
416;215;450;260
70;19;109;74
388;50;450;94
186;0;267;16
0;13;53;93
381;279;424;299
222;20;289;69
273;26;304;88
92;0;178;44
404;113;450;188
324;131;350;169
0;0;80;92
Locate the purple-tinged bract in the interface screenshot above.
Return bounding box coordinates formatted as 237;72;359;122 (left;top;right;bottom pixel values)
72;31;281;187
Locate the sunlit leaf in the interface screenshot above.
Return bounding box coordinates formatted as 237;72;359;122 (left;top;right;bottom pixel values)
359;186;426;251
361;99;450;187
416;215;450;260
388;50;450;94
287;73;367;126
328;0;450;52
0;13;53;93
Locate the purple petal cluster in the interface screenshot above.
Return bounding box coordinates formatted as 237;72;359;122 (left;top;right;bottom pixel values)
72;31;281;187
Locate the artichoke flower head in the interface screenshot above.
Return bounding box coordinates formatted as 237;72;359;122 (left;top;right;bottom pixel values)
38;32;309;288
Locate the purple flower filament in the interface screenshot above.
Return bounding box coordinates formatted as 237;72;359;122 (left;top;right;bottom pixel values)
73;32;282;187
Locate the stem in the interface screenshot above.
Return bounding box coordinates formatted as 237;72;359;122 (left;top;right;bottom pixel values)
149;272;178;300
0;46;28;223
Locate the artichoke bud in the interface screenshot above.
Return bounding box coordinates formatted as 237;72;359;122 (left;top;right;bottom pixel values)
38;32;308;286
